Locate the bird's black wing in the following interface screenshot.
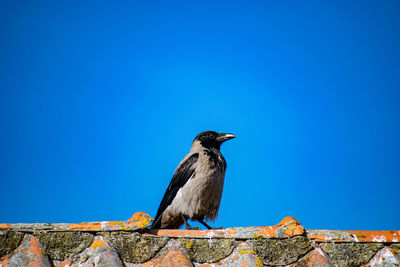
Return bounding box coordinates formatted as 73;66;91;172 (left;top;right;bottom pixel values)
151;153;199;229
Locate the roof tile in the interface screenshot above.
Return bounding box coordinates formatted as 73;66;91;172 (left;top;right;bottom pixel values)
2;234;51;267
141;240;192;267
289;247;333;267
1;212;399;266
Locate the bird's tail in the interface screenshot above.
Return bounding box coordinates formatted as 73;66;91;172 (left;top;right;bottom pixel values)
150;215;162;229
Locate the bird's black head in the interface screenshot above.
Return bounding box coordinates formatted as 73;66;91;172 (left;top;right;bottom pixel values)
194;131;236;150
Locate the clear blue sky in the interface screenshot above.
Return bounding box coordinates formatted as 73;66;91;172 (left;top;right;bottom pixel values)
1;1;399;230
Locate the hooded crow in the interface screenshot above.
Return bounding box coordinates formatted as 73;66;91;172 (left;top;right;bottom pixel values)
151;131;236;229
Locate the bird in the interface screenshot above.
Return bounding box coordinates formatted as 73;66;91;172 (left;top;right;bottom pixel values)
151;130;236;230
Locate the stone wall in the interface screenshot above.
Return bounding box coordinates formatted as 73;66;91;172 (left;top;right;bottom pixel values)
0;212;399;266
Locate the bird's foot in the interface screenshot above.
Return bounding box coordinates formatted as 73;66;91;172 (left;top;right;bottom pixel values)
198;219;223;230
181;215;199;230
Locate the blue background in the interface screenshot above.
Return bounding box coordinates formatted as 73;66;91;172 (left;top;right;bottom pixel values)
1;1;399;230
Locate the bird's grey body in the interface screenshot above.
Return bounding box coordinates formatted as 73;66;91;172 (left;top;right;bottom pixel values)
151;131;235;229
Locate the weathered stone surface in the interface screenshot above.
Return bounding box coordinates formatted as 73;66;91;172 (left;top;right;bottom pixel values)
308;229;400;243
4;234;51;267
88;236;124;267
0;231;24;258
319;242;384;267
126;212;153;229
100;232;169;263
34;231;94;260
147;216;304;240
179;238;238;263
274;217;305;238
141;239;192;267
248;236;313;266
390;243;400;258
0;212;153;233
1;215;399;266
194;242;263;267
54;236;125;267
289;247;333;267
307;230;355;242
363;247;400;267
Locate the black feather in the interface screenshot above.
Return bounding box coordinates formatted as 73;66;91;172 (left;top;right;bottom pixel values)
151;153;199;229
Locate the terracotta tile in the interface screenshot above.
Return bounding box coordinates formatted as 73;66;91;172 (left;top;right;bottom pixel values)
4;234;51;267
195;242;263;267
52;236;123;267
52;259;76;267
84;236;124;267
145;216;304;239
0;224;11;230
67;222;103;231
290;248;333;267
0;255;10;266
276;216;305;237
255;216;305;238
362;247;400;267
308;230;400;243
142;240;192;267
1;213;399;266
127;211;153;229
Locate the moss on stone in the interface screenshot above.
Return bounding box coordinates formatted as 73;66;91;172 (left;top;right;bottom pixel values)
0;231;25;257
355;233;366;239
389;244;400;257
34;231;94;260
100;232;169;263
319;242;384;267
248;236;313;266
179;238;238;263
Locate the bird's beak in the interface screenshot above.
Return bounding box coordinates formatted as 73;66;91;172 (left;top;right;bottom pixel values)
217;133;236;142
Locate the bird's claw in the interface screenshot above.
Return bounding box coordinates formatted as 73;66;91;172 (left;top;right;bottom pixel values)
211;226;223;230
186;226;200;230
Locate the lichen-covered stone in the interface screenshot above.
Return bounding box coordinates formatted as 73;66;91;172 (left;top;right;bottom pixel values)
179;238;238;263
0;231;24;257
319;242;384;267
193;242;263;267
289;247;333;267
248;236;313;266
367;247;400;267
390;244;400;258
58;235;124;267
34;231;94;260
142;239;192;267
126;212;153;229
5;234;51;267
275;217;305;238
100;232;169;263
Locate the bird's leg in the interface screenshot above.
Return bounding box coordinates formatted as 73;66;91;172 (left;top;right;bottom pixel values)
198;217;223;230
181;215;199;230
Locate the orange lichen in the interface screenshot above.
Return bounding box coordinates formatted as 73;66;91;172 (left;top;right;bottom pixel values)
26;236;49;266
0;223;11;229
255;217;304;238
0;255;10;266
290;248;331;266
127;211;153;228
255;226;276;237
107;221;130;230
90;239;105;250
142;248;192;267
308;230;400;242
276;216;305;237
